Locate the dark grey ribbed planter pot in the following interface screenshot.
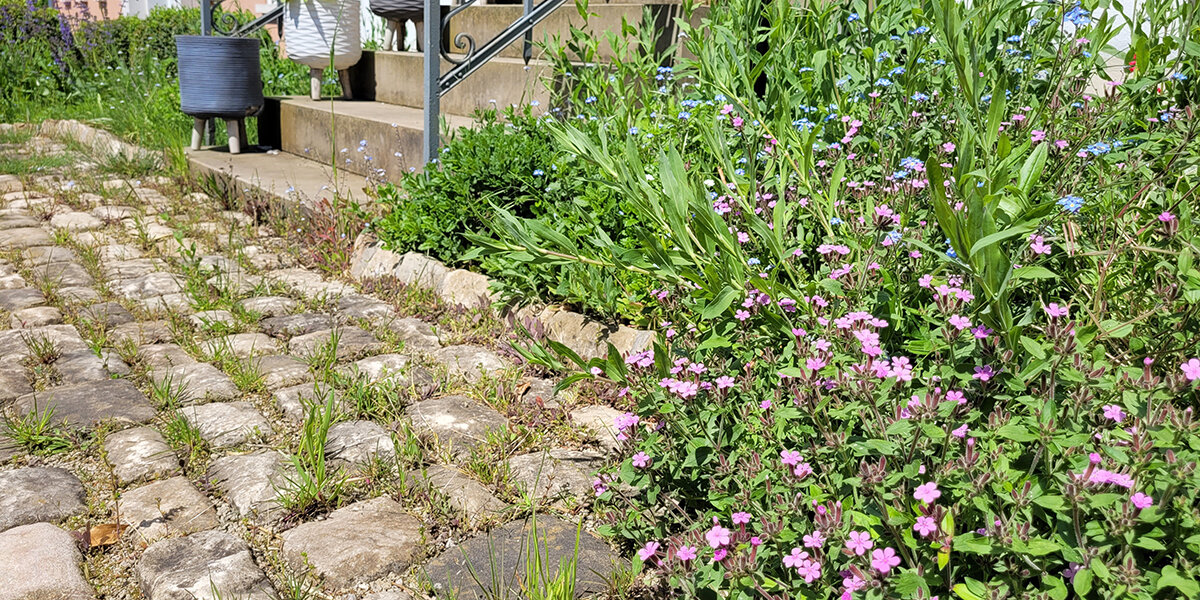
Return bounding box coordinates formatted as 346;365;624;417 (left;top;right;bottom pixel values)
176;35;264;119
176;35;264;153
369;0;422;21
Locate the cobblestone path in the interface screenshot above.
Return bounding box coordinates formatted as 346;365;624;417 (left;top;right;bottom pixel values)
0;126;627;600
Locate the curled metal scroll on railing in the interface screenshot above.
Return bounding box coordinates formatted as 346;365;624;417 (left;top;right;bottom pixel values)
201;0;285;38
438;0;479;65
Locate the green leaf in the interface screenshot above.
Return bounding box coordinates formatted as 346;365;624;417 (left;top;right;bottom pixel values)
1098;319;1135;339
893;570;926;595
953;584;983;600
1046;577;1068;600
1033;495;1066;511
996;423;1038;442
1021;537;1061;556
1012;265;1057;280
701;286;738;320
953;533;994;554
1073;568;1093;596
1133;537;1166;551
1017;143;1049;195
1158;566;1200;597
1019;336;1046;360
969;221;1036;258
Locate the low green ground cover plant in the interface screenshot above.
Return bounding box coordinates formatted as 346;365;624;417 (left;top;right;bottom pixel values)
466;0;1200;597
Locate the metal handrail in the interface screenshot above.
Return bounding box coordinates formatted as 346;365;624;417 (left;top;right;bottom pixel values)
201;0;284;38
423;0;568;162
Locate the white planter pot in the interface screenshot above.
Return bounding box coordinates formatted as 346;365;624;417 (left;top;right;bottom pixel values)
285;0;363;71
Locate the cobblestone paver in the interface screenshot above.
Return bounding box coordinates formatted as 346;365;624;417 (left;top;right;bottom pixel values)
0;126;626;599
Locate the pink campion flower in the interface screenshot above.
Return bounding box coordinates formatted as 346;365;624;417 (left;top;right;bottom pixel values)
1159;211;1176;222
1102;404;1127;422
706;524;732;548
942;142;956;153
676;545;697;561
783;547;809;568
888;356;914;382
843;574;866;593
846;531;874;555
631;452;651;468
1044;303;1070;318
946;390;966;404
914;481;942;504
1181;358;1200;381
590;366;604;376
715;375;736;389
913;516;938;537
973;365;996;381
949;314;971;330
781;450;802;466
871;547;902;574
592;478;608;496
637;541;660;561
737;231;750;244
1031;129;1046;142
732;117;744;127
1055;139;1070;150
919;274;934;288
1029;235;1051;255
793;462;814;478
803;530;826;548
735;310;751;321
713;548;728;562
796;559;822;583
1131;492;1154;509
732;512;752;525
807;357;827;371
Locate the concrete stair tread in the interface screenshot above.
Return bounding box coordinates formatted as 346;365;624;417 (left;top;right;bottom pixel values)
277;97;474;180
277;97;475;129
355;51;554;113
186;147;370;208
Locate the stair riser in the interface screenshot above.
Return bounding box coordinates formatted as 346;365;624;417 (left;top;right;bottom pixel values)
449;3;684;62
279;101;424;181
365;51;554;114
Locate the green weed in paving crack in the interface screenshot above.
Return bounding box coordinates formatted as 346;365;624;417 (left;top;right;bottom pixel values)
278;392;347;522
455;512;583;600
21;332;62;389
304;327;342;376
160;409;208;475
2;404;74;455
225;355;267;395
334;371;409;423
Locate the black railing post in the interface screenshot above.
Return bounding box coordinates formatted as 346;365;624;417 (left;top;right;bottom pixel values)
201;0;213;35
423;0;441;164
522;0;532;63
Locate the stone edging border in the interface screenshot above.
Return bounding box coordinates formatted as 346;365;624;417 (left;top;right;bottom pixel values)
33;118;656;364
350;234;655;361
37;119;163;164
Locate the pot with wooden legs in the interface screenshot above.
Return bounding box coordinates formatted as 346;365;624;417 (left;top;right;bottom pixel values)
369;0;423;51
175;35;265;154
284;0;363;100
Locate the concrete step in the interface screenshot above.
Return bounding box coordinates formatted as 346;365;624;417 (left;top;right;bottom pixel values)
185;147;370;211
448;3;685;61
276;97;473;181
350;51;554;114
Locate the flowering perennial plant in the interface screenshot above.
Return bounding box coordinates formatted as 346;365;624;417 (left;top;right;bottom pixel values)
471;0;1200;597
